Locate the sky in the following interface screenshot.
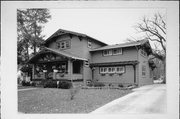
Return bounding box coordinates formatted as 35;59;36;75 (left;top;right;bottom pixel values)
42;8;166;46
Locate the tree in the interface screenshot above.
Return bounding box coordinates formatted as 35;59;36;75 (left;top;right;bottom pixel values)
135;12;166;83
17;9;51;64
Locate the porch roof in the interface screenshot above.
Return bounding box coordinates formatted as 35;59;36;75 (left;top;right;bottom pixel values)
28;47;87;63
90;61;139;67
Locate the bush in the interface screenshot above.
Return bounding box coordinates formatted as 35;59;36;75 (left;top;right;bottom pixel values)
30;81;36;87
22;80;31;86
86;81;93;87
118;84;124;88
93;82;105;87
58;81;72;89
43;80;57;88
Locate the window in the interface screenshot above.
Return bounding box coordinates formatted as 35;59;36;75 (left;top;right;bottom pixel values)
100;66;125;74
116;66;125;74
100;67;104;73
112;48;122;55
100;67;107;74
142;65;146;76
104;67;107;73
88;40;92;48
103;50;112;56
111;67;115;73
108;67;112;73
57;40;70;50
103;48;122;56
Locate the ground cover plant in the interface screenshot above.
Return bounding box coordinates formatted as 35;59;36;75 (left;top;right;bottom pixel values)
18;88;131;113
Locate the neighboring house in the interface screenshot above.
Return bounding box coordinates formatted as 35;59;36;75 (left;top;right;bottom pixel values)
28;29;154;86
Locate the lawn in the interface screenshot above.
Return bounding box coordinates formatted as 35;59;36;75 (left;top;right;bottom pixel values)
18;86;38;89
18;88;131;113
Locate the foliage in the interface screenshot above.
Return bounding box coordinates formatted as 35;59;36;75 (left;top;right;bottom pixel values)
134;12;166;83
135;12;166;61
17;9;51;64
118;84;124;88
58;81;73;89
93;82;105;87
22;80;31;86
86;80;93;87
43;80;57;88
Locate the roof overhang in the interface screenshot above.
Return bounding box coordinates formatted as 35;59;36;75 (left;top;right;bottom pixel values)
28;47;87;63
90;61;139;67
43;29;107;46
90;39;153;54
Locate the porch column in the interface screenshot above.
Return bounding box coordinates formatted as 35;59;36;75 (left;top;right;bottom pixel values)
133;65;136;84
68;59;72;81
32;64;35;80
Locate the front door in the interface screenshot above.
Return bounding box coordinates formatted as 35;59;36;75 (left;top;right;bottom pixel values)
46;63;53;79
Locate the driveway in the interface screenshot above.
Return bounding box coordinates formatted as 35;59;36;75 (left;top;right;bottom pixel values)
91;84;166;114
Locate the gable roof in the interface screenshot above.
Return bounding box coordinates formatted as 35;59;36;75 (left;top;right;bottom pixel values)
28;47;87;63
90;39;152;52
43;28;107;46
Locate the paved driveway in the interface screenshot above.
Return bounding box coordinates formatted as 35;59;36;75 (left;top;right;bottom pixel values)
91;84;166;114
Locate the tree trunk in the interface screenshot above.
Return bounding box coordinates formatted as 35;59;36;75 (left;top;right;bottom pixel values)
26;45;29;61
163;58;166;83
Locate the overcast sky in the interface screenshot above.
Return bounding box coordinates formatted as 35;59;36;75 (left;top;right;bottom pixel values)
42;8;166;46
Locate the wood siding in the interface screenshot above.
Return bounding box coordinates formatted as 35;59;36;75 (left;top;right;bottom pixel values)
93;65;134;84
91;47;138;63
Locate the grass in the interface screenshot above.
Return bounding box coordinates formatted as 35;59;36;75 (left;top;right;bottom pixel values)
18;86;37;89
18;88;131;113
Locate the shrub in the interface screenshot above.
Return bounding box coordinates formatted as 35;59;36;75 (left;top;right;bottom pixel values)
30;81;36;87
86;81;93;87
43;80;57;88
58;81;72;89
21;80;31;86
93;82;105;87
109;83;112;87
118;84;124;88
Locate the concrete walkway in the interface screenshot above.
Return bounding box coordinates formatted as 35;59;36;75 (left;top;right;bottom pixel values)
91;84;166;114
18;88;38;91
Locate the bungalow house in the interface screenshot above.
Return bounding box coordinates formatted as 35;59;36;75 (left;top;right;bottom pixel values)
28;29;154;87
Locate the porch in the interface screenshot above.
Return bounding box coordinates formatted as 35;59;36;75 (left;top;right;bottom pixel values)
28;48;87;82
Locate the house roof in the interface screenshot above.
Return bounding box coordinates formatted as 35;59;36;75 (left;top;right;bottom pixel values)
90;39;151;52
28;47;87;63
90;61;139;67
43;28;107;46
